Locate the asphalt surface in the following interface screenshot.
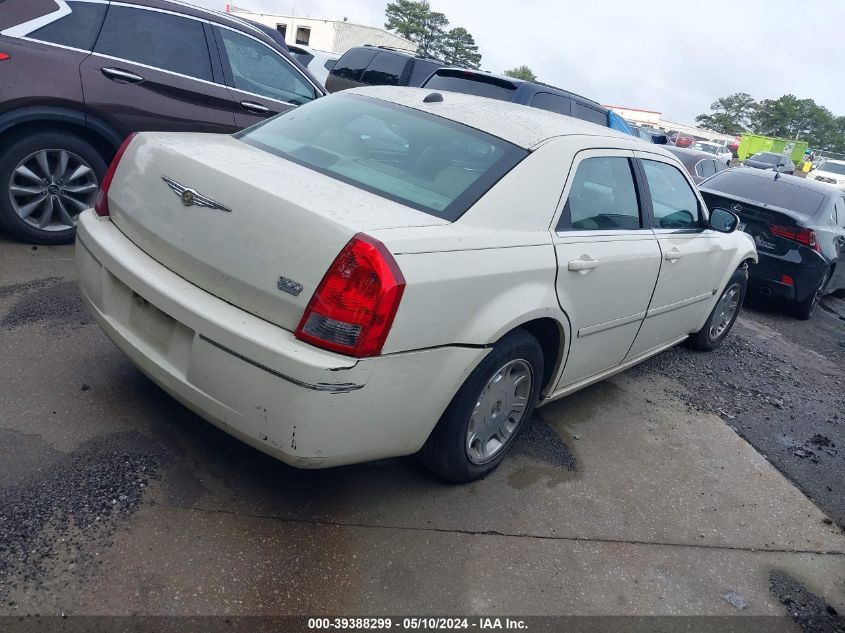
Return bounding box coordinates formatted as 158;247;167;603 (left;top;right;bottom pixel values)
1;235;844;625
635;292;845;528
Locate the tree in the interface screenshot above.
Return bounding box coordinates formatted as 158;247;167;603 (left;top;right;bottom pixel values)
694;92;757;135
504;65;537;82
384;0;447;58
751;95;836;148
439;27;481;68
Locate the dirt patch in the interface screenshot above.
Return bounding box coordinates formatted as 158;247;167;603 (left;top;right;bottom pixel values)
769;570;844;633
0;431;165;599
1;279;90;330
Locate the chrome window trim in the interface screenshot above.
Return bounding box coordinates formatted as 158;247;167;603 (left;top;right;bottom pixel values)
3;0;320;103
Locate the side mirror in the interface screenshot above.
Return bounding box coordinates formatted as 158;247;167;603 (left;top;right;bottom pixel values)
652;134;668;145
709;207;739;233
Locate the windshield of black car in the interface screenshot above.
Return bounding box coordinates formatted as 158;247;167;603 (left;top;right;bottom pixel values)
818;162;845;175
236;93;527;221
752;153;781;164
703;171;825;217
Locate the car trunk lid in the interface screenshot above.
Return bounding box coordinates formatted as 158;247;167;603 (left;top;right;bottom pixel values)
108;133;446;332
701;191;808;256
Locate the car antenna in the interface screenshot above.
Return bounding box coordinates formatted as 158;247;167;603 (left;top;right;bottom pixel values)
773;170;780;181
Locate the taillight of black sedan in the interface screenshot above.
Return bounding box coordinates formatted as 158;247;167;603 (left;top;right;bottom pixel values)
700;168;845;319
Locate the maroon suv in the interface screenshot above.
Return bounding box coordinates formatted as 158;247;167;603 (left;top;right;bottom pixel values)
0;0;325;244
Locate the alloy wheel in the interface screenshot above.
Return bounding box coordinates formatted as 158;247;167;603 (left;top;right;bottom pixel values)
8;149;99;231
466;359;533;464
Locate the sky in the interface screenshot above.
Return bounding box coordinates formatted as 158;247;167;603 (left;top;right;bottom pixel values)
193;0;845;125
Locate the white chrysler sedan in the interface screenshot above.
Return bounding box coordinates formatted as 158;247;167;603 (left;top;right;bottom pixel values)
76;87;757;482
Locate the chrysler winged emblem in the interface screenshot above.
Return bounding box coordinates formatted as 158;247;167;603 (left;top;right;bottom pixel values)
161;176;232;212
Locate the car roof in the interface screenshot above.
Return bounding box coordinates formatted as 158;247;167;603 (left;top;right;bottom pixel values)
702;167;835;197
347;86;645;149
427;67;601;106
667;146;715;160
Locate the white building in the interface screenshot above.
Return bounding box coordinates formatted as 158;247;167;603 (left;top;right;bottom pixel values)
226;6;416;54
605;105;737;144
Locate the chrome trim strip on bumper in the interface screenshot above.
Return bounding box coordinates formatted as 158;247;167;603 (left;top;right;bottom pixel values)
198;334;364;394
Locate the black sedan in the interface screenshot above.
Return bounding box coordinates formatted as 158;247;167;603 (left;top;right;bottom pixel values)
700;169;845;319
743;152;795;174
667;146;729;184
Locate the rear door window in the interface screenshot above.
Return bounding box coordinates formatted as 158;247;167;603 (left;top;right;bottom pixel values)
331;48;377;81
27;1;107;51
94;6;212;81
529;93;571;116
572;101;608;126
361;52;406;86
642;160;701;229
697;160;716;178
217;27;317;105
558;157;642;231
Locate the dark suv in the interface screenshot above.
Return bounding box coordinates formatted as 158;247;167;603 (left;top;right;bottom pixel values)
421;68;634;135
0;0;324;243
325;46;444;93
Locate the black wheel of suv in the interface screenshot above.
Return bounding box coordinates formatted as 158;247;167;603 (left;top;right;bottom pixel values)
686;266;748;351
0;131;107;244
792;267;832;321
419;329;544;483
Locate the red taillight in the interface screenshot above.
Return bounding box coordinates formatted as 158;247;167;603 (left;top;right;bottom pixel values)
0;53;10;61
295;233;405;358
781;274;794;286
94;133;137;217
769;225;820;252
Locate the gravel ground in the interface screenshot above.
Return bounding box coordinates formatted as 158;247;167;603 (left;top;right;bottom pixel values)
0;431;164;601
634;294;845;528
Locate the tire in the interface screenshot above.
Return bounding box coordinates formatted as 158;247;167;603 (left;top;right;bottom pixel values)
792;267;831;320
686;266;747;351
419;329;544;483
0;130;107;245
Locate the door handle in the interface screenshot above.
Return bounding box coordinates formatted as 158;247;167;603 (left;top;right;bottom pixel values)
664;248;684;262
240;101;270;114
100;67;144;84
568;257;599;272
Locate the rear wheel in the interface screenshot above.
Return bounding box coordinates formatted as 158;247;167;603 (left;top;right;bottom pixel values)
0;131;107;244
792;267;831;320
686;266;747;351
419;329;543;483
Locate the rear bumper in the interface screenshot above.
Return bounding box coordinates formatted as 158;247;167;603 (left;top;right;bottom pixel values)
75;211;487;468
747;248;828;302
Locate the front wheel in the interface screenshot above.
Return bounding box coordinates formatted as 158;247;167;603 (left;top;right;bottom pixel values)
686;266;747;351
419;329;544;483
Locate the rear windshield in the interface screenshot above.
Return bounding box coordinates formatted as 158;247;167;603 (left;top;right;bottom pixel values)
237;93;527;221
751;152;781;164
819;161;845;175
423;73;517;102
702;171;825;217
